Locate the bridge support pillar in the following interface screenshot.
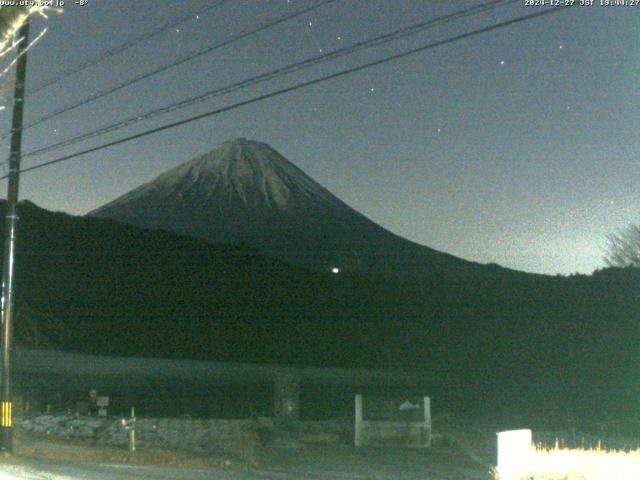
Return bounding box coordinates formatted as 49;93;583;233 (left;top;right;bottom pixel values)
272;372;300;448
274;372;299;421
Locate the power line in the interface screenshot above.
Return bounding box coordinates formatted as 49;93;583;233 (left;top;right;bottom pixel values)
5;5;572;180
16;4;572;176
24;0;517;160
5;0;338;141
27;0;232;95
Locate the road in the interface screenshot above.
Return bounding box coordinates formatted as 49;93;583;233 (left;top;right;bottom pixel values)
0;445;491;479
0;460;290;480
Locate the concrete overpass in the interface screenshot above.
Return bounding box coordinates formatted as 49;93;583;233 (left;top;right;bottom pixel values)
12;348;432;421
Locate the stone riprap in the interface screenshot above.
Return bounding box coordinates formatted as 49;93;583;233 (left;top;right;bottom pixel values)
15;414;353;454
16;414;267;455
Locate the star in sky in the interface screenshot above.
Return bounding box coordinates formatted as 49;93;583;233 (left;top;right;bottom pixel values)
14;0;635;275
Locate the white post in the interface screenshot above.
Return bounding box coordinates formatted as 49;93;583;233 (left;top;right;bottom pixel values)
423;396;431;447
129;428;136;452
122;407;136;452
496;429;532;479
354;394;363;447
129;407;136;452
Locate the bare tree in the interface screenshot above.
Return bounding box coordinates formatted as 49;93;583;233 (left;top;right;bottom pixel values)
604;224;640;267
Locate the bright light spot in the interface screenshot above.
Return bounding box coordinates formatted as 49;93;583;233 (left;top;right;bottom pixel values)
0;5;57;96
500;60;505;65
331;267;340;274
0;25;48;82
0;5;58;57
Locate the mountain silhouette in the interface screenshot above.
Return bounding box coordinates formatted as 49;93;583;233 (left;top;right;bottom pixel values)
90;138;490;274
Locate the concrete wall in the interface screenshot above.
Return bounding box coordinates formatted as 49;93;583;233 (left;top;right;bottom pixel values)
354;394;431;448
355;421;431;447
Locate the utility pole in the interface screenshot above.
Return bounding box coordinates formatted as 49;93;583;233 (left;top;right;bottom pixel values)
0;18;30;452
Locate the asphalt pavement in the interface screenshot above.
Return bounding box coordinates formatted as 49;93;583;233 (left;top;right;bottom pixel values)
0;444;491;480
0;460;273;480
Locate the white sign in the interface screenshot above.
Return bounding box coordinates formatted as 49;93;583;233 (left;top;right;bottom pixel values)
497;429;533;480
96;396;109;407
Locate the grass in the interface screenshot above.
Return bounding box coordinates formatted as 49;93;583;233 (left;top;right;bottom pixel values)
493;442;640;480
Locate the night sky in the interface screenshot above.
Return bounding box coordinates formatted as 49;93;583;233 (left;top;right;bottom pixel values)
0;0;637;275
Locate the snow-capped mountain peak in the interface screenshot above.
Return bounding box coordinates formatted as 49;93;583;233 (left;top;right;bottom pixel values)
99;138;341;213
90;138;475;274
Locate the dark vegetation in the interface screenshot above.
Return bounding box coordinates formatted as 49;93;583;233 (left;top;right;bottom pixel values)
6;201;640;421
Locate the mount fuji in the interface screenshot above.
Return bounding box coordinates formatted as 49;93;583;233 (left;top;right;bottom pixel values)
89;138;488;275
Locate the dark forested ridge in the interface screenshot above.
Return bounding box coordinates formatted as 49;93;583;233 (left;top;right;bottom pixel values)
5;201;640;416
